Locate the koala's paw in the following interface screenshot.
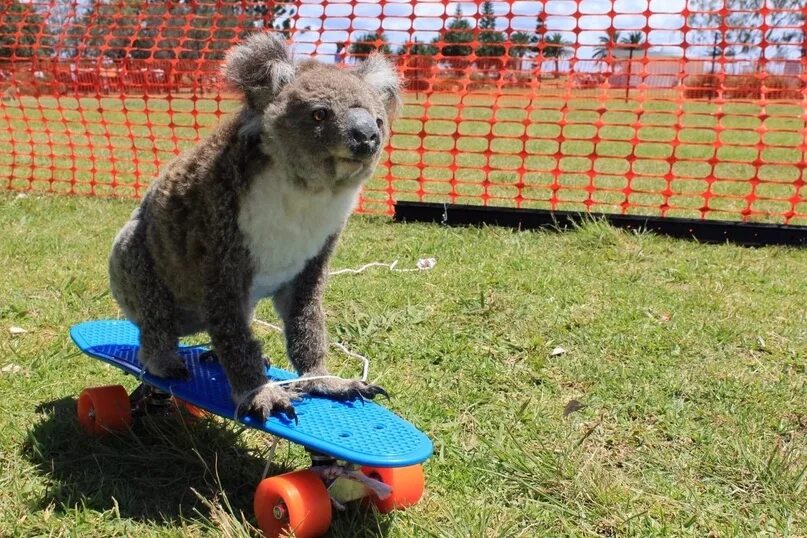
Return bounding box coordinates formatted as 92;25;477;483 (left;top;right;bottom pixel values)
292;376;389;402
234;383;297;423
141;350;191;380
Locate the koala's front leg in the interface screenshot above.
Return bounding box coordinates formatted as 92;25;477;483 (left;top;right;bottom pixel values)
203;259;296;422
273;236;388;401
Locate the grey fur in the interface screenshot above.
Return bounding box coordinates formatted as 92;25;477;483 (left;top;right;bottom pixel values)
108;33;401;421
354;53;402;117
223;33;296;112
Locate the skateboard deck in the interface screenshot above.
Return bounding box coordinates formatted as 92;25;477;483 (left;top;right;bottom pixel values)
70;320;433;468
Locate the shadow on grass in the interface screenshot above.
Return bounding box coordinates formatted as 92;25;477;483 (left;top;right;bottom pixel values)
24;396;392;536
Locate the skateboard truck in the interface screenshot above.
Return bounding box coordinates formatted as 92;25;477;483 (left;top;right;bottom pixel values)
129;383;174;417
316;462;393;509
308;452;392;508
261;445;392;509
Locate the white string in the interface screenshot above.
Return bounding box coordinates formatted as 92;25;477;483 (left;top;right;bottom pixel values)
252;318;284;334
271;375;345;387
328;261;400;276
330;341;369;381
328;258;436;276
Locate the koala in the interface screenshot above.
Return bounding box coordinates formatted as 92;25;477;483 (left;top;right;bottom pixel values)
108;33;401;421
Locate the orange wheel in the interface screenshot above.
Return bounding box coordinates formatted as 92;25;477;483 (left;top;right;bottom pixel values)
361;464;425;514
171;397;208;419
254;470;332;538
77;385;132;436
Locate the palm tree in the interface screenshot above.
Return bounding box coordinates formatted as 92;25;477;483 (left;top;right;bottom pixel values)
619;31;645;101
593;29;621;70
509;31;535;58
508;31;535;72
542;33;571;78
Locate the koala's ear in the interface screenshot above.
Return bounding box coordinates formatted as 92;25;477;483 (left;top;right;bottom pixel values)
223;32;295;111
355;53;402;118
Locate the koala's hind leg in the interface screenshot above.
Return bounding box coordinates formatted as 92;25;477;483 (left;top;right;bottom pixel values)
109;214;190;380
272;236;388;401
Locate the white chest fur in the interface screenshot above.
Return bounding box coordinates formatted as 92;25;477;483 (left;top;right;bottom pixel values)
238;169;360;304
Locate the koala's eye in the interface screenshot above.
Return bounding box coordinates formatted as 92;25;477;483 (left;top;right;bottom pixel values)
376;118;383;129
312;108;329;122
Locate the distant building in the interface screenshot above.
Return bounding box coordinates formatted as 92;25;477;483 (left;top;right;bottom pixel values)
607;49;712;88
780;60;803;76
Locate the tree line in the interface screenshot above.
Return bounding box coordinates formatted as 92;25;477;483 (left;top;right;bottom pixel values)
1;0;296;60
347;3;569;73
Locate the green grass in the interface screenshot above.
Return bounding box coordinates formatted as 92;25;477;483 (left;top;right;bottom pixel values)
1;94;805;223
1;193;806;536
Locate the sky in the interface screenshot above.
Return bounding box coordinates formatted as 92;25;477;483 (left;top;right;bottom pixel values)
285;0;805;62
25;0;806;63
288;0;695;60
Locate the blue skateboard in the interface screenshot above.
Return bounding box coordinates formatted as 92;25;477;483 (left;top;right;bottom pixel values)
70;319;432;538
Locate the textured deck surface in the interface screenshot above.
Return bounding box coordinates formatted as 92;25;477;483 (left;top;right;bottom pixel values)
70;320;432;467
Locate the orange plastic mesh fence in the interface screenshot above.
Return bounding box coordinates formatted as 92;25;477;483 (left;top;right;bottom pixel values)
1;0;806;223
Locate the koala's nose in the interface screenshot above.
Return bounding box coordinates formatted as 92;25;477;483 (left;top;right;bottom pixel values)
346;108;380;158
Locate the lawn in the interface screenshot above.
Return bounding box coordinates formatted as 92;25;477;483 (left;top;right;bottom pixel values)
1;92;805;223
1;193;806;536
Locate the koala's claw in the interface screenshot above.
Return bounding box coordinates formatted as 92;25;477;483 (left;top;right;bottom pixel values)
363;384;390;401
235;384;298;424
142;351;191;380
293;377;389;402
